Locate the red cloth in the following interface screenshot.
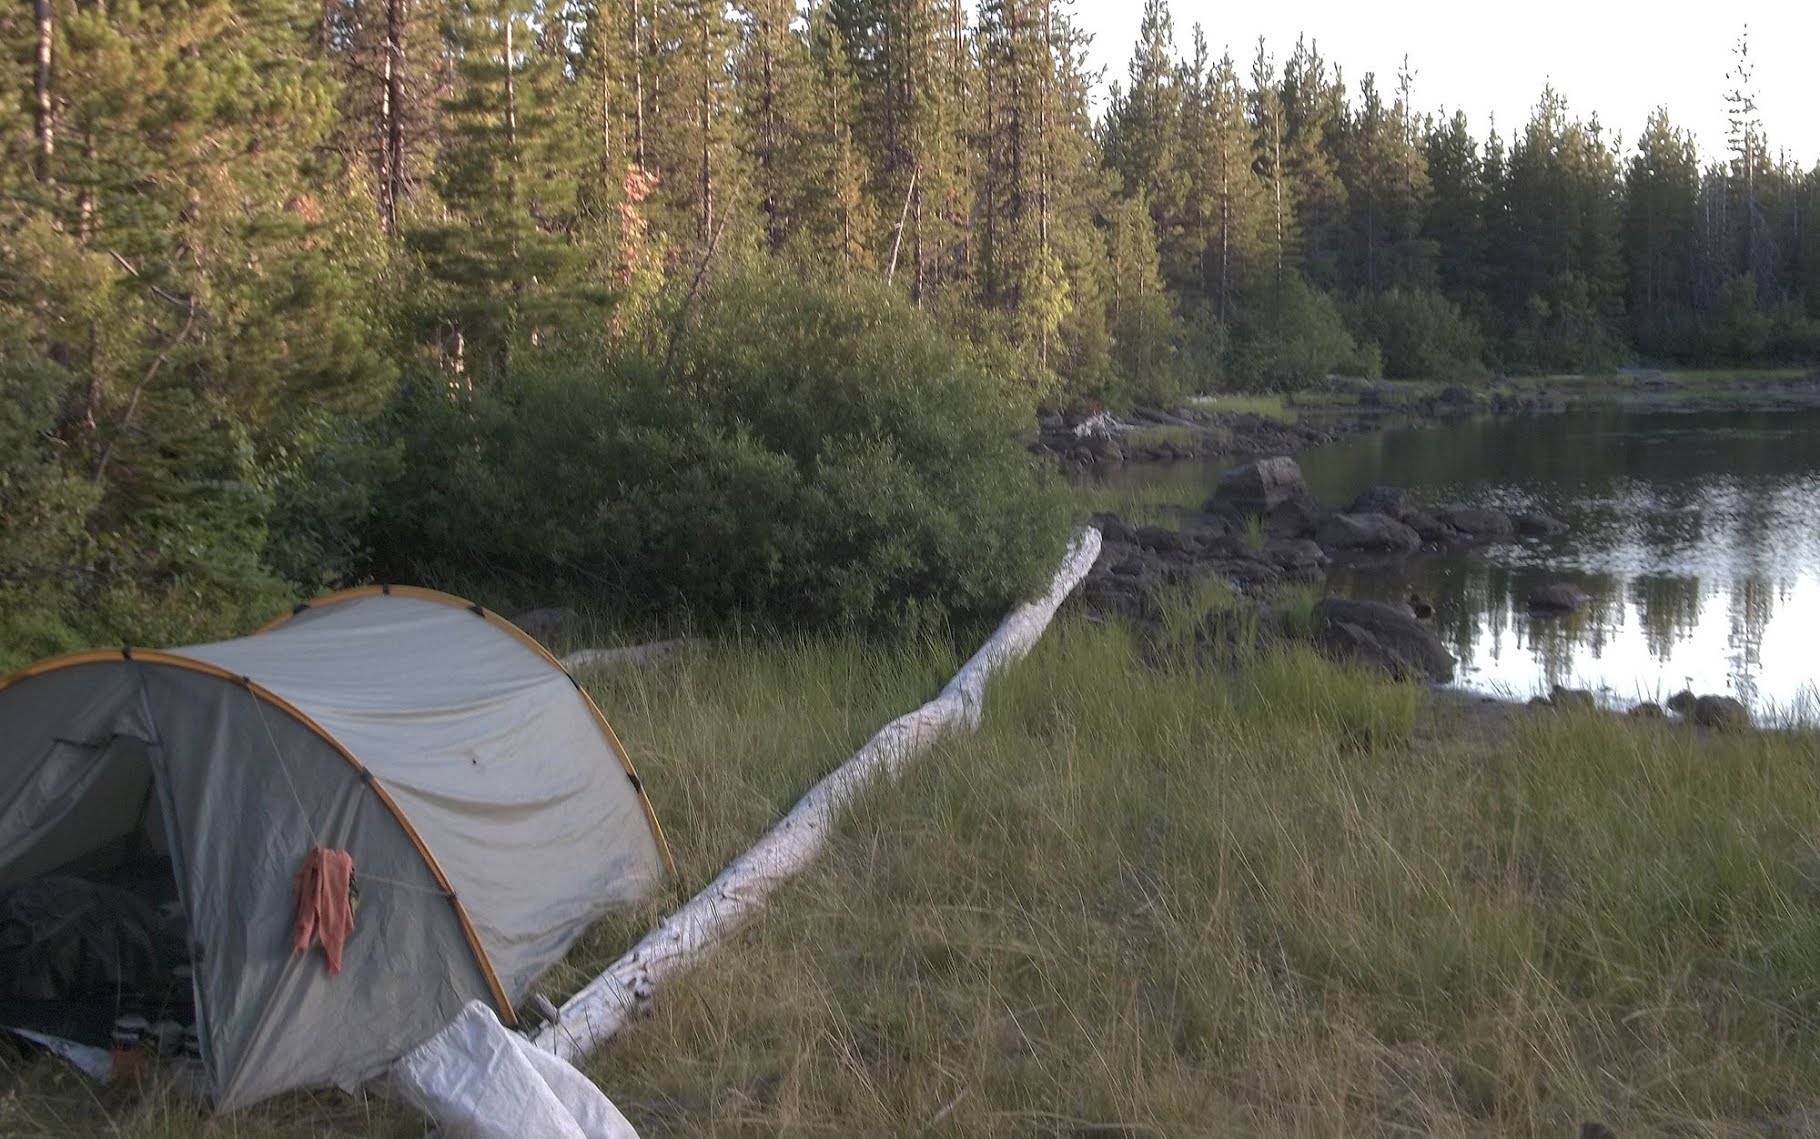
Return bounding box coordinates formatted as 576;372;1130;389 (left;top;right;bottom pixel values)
292;847;355;975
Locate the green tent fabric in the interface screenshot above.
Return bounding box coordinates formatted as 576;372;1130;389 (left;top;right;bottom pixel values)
0;587;671;1109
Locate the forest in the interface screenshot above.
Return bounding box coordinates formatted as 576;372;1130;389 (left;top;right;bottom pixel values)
3;0;1818;663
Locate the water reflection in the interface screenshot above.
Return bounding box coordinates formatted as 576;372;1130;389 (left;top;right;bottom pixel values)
1292;407;1820;720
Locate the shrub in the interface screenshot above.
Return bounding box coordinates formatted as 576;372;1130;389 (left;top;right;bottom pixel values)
1227;277;1361;390
376;266;1073;633
1344;287;1489;381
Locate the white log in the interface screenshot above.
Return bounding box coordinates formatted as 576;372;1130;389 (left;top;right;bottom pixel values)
530;527;1103;1062
561;639;688;671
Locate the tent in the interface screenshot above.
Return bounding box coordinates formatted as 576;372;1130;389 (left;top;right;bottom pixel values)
0;586;672;1108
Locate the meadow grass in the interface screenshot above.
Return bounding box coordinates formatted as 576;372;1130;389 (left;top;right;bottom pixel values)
580;626;1820;1137
8;616;1820;1136
1192;393;1299;422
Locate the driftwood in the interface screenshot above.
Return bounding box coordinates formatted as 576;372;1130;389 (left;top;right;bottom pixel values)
560;640;687;671
530;527;1103;1062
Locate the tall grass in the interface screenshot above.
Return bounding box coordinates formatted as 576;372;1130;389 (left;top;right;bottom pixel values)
9;619;1820;1136
584;620;1820;1137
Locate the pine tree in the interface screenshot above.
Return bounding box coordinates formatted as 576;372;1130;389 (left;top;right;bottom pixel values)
1724;25;1770;290
1184;44;1267;322
410;0;596;377
1421;110;1486;310
1622;108;1700;345
1278;36;1347;290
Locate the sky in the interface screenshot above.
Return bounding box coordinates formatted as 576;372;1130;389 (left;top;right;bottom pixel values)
1070;0;1820;167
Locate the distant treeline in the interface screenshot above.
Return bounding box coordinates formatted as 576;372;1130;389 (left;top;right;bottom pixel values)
2;0;1817;657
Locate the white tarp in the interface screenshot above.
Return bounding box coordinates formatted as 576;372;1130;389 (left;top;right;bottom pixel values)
392;1001;637;1139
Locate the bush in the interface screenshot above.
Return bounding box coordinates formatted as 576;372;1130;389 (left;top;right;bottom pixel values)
376;266;1073;633
1499;272;1623;375
1108;291;1189;407
1344;287;1489;381
1227;277;1361;390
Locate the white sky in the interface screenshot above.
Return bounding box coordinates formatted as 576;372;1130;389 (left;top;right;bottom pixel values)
1071;0;1820;168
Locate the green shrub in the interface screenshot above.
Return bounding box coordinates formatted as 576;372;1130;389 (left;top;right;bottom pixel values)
1345;287;1489;380
1108;290;1189;406
1227;277;1361;390
376;266;1073;633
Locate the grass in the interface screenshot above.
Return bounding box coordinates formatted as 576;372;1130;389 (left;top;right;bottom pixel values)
10;611;1820;1136
1192;393;1298;422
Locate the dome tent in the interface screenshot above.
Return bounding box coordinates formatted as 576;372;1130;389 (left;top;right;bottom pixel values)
0;586;672;1109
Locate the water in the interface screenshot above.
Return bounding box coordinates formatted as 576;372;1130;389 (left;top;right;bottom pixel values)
1120;405;1820;720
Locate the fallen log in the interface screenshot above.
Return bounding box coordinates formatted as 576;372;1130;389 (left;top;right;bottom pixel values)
561;639;688;671
530;527;1103;1062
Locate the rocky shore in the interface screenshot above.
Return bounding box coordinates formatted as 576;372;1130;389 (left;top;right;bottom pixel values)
1035;369;1820;472
1073;454;1757;730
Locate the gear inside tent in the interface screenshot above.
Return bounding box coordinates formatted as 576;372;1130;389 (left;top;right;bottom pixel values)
0;586;672;1108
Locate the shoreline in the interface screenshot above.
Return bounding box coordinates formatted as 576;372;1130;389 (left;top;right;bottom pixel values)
1036;368;1820;473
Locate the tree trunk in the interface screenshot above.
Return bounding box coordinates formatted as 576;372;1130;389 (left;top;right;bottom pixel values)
526;529;1104;1065
503;17;517;154
697;2;713;243
34;0;53;185
379;0;408;235
633;0;647;168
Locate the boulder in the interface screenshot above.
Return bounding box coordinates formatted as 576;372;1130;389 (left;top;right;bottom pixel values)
1266;492;1332;540
1349;485;1411;517
1666;690;1752;731
1436;505;1515;541
1528;583;1589;616
512;607;578;643
1210;456;1306;515
1315;512;1422;554
1088;512;1139;546
1401;510;1453;544
1547;684;1598;712
1080;435;1123;464
1515;509;1568;537
1135;525;1187;556
1310;598;1455;682
1263;538;1328;572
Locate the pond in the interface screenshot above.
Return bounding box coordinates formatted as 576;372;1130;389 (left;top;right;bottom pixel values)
1114;404;1820;720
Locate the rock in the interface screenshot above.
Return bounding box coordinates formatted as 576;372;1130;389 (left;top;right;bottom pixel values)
1628;702;1665;719
1436;505;1515;541
512;607;578;643
1173;508;1235;544
1310;598;1456;682
1263;538;1328;571
1081;435;1123;463
1548;684;1598;712
1401;510;1453;544
1210;456;1307;515
1088;512;1138;546
1349;485;1410;517
1315;511;1422;554
1666;690;1752;731
1515;509;1568;537
1134;525;1186;556
1266;492;1332;540
1528;583;1589;616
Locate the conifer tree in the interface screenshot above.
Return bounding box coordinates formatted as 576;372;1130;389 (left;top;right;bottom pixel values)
1623;108;1700;344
